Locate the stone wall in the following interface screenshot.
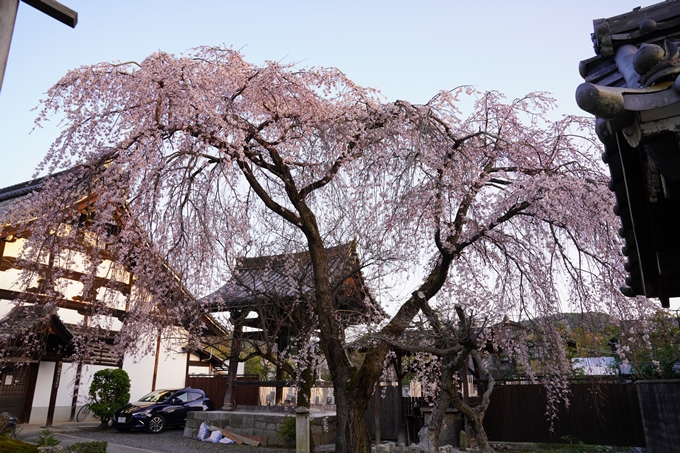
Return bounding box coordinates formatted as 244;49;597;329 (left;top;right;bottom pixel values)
184;410;336;447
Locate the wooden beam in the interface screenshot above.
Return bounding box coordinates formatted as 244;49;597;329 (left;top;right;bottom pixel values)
21;0;77;27
231;379;333;387
0;0;18;93
0;256;132;296
232;379;295;387
0;288;127;319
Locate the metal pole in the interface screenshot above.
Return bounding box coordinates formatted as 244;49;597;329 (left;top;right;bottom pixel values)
0;0;19;93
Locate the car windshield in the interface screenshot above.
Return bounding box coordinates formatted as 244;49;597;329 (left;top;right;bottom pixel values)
138;390;177;403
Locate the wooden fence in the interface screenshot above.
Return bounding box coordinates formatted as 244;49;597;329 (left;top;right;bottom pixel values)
367;381;644;447
366;385;402;441
187;376;645;447
186;375;259;407
482;381;645;447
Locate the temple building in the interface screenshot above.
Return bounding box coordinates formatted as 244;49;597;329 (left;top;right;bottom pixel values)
576;1;680;307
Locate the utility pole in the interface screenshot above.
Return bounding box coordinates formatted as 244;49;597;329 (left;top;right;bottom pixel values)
0;0;77;92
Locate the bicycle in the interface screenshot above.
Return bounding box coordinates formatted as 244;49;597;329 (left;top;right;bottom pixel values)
76;403;91;422
0;412;18;438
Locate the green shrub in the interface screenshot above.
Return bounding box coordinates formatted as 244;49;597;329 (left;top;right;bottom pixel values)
0;436;39;453
65;441;108;453
37;429;60;446
277;416;295;447
89;368;130;426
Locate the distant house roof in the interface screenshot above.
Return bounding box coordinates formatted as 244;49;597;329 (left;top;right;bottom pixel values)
202;243;380;324
572;356;631;376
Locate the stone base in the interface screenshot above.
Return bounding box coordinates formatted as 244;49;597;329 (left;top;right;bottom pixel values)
185;410;336;447
372;443;460;453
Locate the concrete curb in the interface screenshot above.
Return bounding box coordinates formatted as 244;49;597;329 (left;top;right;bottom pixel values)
17;422;102;439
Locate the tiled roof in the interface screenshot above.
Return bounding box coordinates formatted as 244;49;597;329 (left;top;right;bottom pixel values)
202;243;379;321
0;303;72;342
0;304;54;339
0;170;70;217
577;1;680;306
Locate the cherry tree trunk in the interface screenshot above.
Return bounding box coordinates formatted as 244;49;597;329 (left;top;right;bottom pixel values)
449;384;496;453
331;383;372;453
297;364;314;409
469;413;494;453
416;386;451;453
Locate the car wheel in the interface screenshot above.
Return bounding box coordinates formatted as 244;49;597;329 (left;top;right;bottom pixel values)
147;415;165;433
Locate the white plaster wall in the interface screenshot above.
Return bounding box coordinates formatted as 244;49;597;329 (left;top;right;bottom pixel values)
29;361;55;424
97;287;127;311
33;362;54;406
1;234;198;422
55;250;88;274
3;238;26;257
188;365;211;375
155;355;188;390
54;363;110;407
26;344;195;423
123;330;190;398
77;364;110;402
0;268;23;290
123;353;156;401
56;363;78;408
155;334;188;390
30;362;128;424
54;278;84;301
96;260;130;284
0;299;13;318
56;307;84;325
89;314;123;331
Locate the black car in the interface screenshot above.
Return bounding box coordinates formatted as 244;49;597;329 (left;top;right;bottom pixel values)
113;387;213;433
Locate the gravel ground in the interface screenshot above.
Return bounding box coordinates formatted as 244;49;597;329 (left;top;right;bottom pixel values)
69;427;295;453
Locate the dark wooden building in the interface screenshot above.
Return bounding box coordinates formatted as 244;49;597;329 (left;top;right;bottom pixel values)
577;0;680;307
202;242;379;408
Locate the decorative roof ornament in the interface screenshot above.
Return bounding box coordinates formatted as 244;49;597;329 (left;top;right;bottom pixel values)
576;0;680;307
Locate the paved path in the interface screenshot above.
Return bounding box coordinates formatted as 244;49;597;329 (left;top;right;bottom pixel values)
17;422;293;452
19;423;161;453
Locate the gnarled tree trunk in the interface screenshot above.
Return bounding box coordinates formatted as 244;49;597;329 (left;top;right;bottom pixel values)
416;380;451;453
447;350;496;453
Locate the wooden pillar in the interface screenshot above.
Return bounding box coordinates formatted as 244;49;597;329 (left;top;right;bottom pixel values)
395;352;407;445
275;364;284;405
44;358;62;427
151;331;162;391
0;236;6;259
184;351;190;387
460;361;470;438
374;382;381;444
69;315;88;421
20;363;39;424
275;326;288;405
222;311;243;410
68;361;83;421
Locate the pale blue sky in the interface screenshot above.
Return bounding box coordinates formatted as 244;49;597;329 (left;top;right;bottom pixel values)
0;0;657;187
